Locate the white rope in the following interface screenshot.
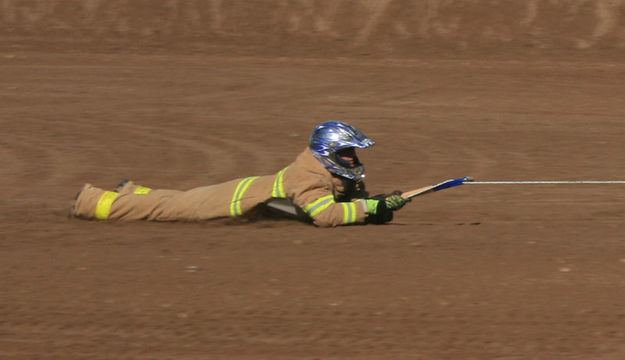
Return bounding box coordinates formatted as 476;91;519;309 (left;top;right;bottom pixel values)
465;180;625;185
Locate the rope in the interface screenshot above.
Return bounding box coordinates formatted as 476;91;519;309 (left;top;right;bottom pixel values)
465;180;625;185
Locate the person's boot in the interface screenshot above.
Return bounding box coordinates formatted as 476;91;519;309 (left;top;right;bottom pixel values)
69;184;109;219
115;179;151;195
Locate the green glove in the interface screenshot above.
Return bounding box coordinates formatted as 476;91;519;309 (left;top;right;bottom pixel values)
365;195;407;215
385;194;407;211
365;195;399;224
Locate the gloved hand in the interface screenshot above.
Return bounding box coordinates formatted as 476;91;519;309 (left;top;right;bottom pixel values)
384;194;407;211
365;192;407;214
364;192;408;224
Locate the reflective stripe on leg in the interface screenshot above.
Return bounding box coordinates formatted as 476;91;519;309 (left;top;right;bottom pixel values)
133;186;152;194
95;191;120;220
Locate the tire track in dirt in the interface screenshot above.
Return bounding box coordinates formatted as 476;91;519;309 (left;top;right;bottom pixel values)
0;119;99;211
0;62;282;201
46;117;277;187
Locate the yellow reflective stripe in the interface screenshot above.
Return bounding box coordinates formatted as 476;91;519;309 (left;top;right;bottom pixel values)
230;176;260;216
303;195;335;217
133;186;152;194
342;202;358;224
95;191;120;220
272;167;288;198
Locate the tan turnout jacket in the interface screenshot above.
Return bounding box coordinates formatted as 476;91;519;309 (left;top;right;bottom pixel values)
72;148;370;227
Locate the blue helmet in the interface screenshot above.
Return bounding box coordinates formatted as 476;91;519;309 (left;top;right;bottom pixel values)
309;121;375;181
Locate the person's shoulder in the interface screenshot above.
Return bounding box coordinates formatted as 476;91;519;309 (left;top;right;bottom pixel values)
286;149;332;188
292;147;314;163
291;147;327;174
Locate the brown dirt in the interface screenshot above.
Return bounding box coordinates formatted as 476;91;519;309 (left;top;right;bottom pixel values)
2;1;625;359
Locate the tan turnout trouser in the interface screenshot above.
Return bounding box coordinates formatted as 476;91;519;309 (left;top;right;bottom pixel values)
70;178;270;222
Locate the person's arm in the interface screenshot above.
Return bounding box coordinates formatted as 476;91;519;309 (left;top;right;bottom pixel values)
294;182;407;227
298;189;367;227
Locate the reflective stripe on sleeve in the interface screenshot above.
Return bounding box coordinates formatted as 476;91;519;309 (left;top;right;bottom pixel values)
95;191;120;220
230;176;260;216
341;202;358;224
303;194;335;218
271;167;288;198
133;186;152;194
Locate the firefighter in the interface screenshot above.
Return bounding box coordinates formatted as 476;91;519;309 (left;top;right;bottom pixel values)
70;121;407;227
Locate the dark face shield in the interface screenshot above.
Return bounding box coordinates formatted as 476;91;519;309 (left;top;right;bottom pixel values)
330;147;365;182
335;147;361;168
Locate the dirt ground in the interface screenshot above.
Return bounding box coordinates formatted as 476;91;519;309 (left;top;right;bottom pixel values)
2;1;625;359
